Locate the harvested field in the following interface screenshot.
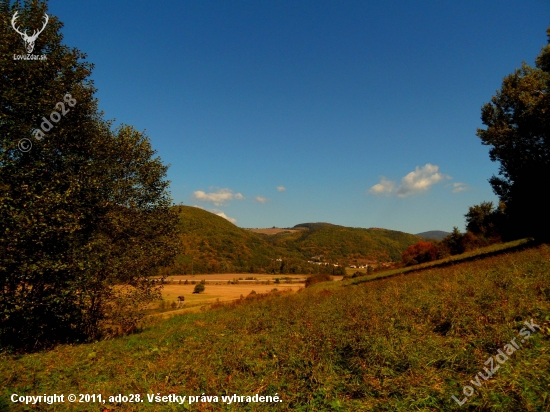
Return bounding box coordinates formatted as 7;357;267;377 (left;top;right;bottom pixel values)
148;275;307;317
150;274;342;317
245;228;303;235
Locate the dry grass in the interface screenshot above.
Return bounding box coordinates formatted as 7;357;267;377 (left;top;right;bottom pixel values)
147;275;309;318
2;244;548;411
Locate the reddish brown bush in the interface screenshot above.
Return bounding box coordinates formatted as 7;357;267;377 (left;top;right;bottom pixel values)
402;241;439;266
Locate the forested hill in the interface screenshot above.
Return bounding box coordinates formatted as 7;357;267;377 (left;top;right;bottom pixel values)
160;206;421;274
161;205;278;275
267;224;420;263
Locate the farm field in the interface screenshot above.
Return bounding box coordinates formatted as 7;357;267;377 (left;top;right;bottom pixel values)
165;273;306;282
152;281;304;317
2;244;549;411
245;228;303;235
150;275;344;317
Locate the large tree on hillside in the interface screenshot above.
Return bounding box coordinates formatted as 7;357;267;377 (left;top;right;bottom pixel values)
477;28;550;241
0;0;178;351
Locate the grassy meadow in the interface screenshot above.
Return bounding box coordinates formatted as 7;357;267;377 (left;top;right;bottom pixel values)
1;244;550;411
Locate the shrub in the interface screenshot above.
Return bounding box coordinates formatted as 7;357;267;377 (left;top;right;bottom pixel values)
193;284;205;294
305;274;333;288
402;241;439;266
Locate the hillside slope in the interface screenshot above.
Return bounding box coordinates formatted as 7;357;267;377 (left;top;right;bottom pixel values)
268;224;420;263
163;206;279;274
3;245;549;411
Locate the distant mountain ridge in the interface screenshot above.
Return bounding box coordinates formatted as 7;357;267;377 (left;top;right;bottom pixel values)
415;230;450;240
161;206;422;274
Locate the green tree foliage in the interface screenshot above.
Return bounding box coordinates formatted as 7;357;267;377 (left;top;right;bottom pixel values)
193;283;205;294
166;205;278;275
477;28;550;241
401;241;438;266
442;227;465;255
0;1;178;351
464;201;504;240
441;227;489;257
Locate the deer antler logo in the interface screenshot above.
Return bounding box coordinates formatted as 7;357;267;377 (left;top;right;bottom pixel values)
11;11;49;54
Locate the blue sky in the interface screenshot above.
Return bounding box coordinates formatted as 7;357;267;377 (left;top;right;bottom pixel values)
43;0;550;233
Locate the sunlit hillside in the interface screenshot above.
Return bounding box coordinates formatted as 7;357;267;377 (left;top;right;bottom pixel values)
161;206;421;275
2;244;548;411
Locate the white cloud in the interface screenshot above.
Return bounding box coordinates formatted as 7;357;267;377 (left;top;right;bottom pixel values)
193;188;244;206
396;164;450;197
255;196;269;204
214;211;237;224
369;164;451;197
368;177;395;195
204;208;236;224
276;186;286;192
450;182;469;193
193;205;237;223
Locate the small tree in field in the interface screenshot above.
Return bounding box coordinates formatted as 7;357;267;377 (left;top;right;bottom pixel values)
193;284;205;294
305;274;333;288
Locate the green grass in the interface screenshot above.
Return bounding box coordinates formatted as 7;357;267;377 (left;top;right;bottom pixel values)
1;243;549;411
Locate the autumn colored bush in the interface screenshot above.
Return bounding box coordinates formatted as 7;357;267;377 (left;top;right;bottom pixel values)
401;241;439;266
